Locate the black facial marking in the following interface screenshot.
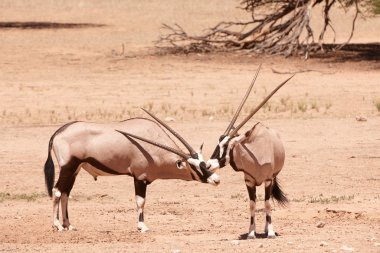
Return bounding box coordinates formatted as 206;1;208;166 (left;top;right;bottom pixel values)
251;217;254;225
189;164;205;182
210;146;220;160
189;162;212;183
218;135;226;142
199;162;212;178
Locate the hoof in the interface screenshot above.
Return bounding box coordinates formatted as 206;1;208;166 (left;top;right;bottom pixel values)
247;231;256;239
53;222;64;232
138;223;149;233
68;225;77;231
267;231;276;239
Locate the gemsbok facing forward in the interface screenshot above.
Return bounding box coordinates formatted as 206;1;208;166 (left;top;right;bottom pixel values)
44;110;219;232
207;65;294;239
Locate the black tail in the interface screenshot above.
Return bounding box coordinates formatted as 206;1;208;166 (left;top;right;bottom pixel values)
271;177;288;206
44;136;55;197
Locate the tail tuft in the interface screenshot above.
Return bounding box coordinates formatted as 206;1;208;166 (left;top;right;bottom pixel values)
272;177;288;206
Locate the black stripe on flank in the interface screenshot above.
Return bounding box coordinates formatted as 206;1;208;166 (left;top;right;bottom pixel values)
83;157;126;175
229;149;239;172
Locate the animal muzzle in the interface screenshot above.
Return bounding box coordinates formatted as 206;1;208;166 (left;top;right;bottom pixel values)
207;173;220;186
195;161;220;185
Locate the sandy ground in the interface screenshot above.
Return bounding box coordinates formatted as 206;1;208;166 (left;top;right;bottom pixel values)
1;1;380;252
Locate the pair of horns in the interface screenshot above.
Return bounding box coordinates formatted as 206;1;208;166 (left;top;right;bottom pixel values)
224;65;295;137
117;108;196;159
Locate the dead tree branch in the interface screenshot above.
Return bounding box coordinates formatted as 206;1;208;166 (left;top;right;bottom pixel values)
156;0;364;57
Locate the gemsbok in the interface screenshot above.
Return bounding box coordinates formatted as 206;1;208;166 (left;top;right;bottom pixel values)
44;111;219;232
207;65;294;239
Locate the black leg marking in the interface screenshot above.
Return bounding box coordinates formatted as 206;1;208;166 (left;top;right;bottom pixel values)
55;157;81;195
265;182;272;201
246;184;257;238
134;178;147;198
266;215;272;224
139;213;144;222
247;185;257;202
134;178;149;232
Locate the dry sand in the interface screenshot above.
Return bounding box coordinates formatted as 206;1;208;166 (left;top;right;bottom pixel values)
1;1;379;252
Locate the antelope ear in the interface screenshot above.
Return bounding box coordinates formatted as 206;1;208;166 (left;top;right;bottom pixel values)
176;160;186;169
229;127;255;147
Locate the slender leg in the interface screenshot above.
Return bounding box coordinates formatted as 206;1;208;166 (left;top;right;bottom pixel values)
134;178;149;232
61;172;78;231
52;188;64;231
264;180;276;238
246;184;257;239
54;160;79;231
61;192;77;231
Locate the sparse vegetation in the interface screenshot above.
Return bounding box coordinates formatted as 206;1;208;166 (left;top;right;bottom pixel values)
0;192;45;203
0;94;336;125
309;194;355;204
231;193;245;199
375;100;380;112
297;101;308;113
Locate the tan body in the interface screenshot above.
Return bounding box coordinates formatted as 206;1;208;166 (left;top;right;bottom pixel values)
230;123;285;187
44;117;218;232
207;66;292;239
53;118;197;182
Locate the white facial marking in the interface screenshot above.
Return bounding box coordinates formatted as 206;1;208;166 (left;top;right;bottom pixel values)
197;152;204;162
187;157;201;167
207;173;220;185
219;136;230;158
207;159;220;170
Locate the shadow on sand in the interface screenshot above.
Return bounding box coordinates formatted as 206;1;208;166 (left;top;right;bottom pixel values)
0;21;105;29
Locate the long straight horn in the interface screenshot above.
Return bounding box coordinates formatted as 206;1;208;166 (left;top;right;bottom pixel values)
116;130;190;159
229;74;295;137
141;108;197;157
224;64;262;135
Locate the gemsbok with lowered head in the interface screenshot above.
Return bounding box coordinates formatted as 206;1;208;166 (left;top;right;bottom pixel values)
207;65;294;239
44;110;219;232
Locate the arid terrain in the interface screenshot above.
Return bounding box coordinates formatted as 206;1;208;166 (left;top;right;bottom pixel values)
0;1;379;252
